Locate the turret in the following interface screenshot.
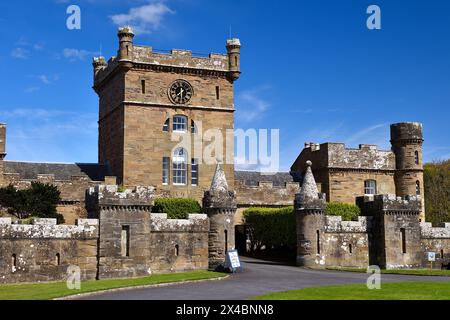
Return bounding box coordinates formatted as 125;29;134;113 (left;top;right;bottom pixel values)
92;56;107;81
0;123;6;184
0;123;5;160
226;38;241;81
295;161;327;267
117;26;135;62
390;122;425;219
203;163;237;270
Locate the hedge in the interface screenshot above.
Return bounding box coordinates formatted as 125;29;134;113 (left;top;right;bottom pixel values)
243;203;361;251
243;207;296;252
152;198;202;219
326;202;361;221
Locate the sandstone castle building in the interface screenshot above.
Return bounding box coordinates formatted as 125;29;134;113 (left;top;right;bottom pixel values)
0;28;448;283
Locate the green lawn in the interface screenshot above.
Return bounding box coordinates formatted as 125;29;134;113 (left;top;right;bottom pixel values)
254;282;450;300
0;271;226;300
327;267;450;277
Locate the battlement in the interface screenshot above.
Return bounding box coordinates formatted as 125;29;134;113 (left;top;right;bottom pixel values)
357;194;422;215
0;218;98;239
150;214;209;233
87;184;154;210
325;216;372;233
391;122;423;142
420;222;450;239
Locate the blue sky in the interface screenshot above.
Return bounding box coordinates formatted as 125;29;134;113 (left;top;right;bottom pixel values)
0;0;449;171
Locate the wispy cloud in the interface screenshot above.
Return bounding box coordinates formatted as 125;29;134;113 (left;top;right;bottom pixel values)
236;87;271;123
110;1;175;35
11;48;30;59
62;48;99;61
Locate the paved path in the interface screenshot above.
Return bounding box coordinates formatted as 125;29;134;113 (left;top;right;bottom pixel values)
81;258;450;300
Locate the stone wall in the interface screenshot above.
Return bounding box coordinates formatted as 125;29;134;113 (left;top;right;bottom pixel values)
0;218;98;284
321;216;371;268
420;223;450;267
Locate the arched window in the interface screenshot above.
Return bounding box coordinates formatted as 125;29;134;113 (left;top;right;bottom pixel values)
175;245;179;257
173;115;187;133
415;151;420;165
56;253;61;266
163;119;170;132
416;181;421;195
173;148;187;185
364;180;377;195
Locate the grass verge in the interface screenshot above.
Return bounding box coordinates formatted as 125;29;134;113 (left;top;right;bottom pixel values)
0;271;227;300
326;267;450;277
254;282;450;300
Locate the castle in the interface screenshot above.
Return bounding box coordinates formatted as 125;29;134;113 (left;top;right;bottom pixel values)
0;28;448;284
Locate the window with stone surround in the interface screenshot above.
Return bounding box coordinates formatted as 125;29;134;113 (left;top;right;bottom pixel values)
163;119;170;132
121;226;130;257
415;151;420;165
173;115;187;133
162;157;170;185
56;253;61;266
364;180;377;195
216;86;220;100
191;158;199;186
416;181;421;195
401;228;407;254
173;148;187;185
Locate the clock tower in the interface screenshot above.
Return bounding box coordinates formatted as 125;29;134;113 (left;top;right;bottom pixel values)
93;27;241;201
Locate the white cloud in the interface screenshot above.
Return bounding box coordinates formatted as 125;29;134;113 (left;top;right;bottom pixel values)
11;48;30;59
63;48;99;61
236;87;271;123
110;1;174;35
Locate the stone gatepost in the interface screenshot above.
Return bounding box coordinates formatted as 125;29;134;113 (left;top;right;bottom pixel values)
203;164;237;270
295;161;327;268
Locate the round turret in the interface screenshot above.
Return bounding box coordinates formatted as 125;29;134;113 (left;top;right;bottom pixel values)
226;38;241;81
390;122;425;220
117;26;135;62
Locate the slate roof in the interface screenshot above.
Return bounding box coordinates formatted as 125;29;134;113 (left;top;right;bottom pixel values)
3;161;111;182
234;171;295;187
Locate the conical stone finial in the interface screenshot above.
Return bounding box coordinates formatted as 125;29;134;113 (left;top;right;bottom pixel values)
210;163;229;193
298;161;320;205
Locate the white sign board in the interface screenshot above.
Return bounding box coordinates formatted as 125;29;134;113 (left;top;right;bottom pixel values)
427;252;436;262
226;250;241;269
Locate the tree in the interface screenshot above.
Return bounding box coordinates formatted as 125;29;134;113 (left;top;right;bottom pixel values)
424;160;450;226
0;182;64;223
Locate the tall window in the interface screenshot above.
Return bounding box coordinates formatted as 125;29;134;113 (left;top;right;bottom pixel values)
162;157;170;185
191;159;199;186
163;119;170;132
216;86;220;100
414;151;420;165
191;120;197;134
121;226;130;257
364;180;377;195
173;148;187;185
400;228;407;254
416;181;421;195
173;115;187;133
141;80;146;94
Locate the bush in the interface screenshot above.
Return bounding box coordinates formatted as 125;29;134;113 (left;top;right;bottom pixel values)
424;160;450;226
0;182;64;224
326;202;361;221
152;198;202;219
243;207;296;252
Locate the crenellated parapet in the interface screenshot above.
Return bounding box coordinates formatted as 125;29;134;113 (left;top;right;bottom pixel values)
420;222;450;239
357;194;422;216
0;218;98;239
325;216;372;233
150;214;209;233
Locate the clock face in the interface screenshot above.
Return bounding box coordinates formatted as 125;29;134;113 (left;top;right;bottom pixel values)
169;80;193;105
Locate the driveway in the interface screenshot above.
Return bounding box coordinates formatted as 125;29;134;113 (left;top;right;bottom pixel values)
80;257;450;300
